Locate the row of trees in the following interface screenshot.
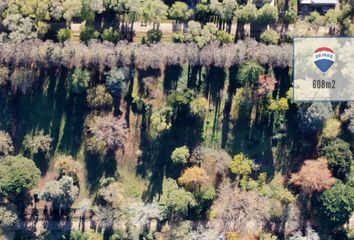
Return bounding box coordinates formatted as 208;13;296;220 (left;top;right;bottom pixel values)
0;39;291;71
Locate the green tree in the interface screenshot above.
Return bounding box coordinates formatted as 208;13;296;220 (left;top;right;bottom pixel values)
63;0;83;22
69;68;91;94
171;146;190;164
169;2;193;30
141;0;168;30
257;4;279;26
237;61;264;85
319;182;354;227
320;138;353;180
228;153;259;183
235;4;257;40
159;178;196;218
0;131;13;158
0;155;40;200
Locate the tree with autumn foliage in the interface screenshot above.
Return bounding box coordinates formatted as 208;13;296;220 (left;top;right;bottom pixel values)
178;166;210;191
257;74;277;98
290;158;335;195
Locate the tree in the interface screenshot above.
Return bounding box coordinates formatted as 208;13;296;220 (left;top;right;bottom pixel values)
0;131;13;158
63;0;83;22
54;155;82;179
87;85;113;109
257;75;277;98
299;102;334;132
40;176;79;213
105;67;129;98
260;29;280;45
98;182;124;208
257;4;279;26
268;98;289;112
235;4;257;40
23;134;52;156
0;155;40;199
320;138;353;180
159;178;196;218
211;184;270;234
322;118;341;140
0;205;18;231
171;146;190;164
290;158;335;195
3;15;37;42
141;0;168;30
85;115;127;155
190;147;231;186
319;182;354;227
69;68;91;94
340;102;354;134
228;153;259;182
169;2;193;30
237;61;265;85
290;226;320;240
178;166;209;191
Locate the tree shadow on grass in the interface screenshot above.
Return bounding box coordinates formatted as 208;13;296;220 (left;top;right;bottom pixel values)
85;150;118;194
58;93;87;157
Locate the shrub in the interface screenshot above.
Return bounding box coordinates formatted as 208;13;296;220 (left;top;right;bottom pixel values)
172;32;185;43
216;30;233;44
0;131;14;158
146;29;162;44
101;27;120;44
57;28;71;43
260;29;280;45
87;85;113;109
171;146;190;164
69;68;91;94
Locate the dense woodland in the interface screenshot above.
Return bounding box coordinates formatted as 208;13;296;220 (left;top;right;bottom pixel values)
0;0;354;239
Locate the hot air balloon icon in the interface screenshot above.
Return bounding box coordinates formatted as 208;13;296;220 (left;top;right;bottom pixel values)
313;47;335;74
